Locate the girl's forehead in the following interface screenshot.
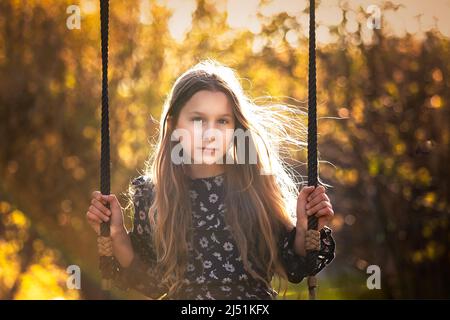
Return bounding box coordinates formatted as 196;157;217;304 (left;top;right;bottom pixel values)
183;91;233;114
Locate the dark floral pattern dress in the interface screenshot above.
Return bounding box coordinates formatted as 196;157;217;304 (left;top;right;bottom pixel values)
111;173;335;299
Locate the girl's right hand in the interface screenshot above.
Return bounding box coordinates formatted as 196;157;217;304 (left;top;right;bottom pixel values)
86;191;126;237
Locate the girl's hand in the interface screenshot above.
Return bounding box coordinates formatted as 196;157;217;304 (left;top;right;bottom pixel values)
86;191;126;238
296;185;334;232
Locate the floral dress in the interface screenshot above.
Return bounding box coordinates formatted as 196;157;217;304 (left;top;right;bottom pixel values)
111;173;335;300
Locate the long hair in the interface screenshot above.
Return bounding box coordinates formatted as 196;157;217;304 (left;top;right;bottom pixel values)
127;59;314;298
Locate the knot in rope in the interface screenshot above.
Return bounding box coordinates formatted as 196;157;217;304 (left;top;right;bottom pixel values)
305;229;321;251
98;236;113;256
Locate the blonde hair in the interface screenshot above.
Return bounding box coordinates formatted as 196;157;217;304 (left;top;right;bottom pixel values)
127;58;319;298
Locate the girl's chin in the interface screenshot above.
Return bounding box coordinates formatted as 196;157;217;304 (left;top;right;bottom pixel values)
192;157;220;165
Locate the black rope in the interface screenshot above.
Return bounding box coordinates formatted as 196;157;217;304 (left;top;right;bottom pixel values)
306;0;319;300
99;0;114;291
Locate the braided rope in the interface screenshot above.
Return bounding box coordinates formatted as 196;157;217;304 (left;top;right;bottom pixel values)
99;0;114;291
306;0;319;300
98;236;113;256
305;229;321;251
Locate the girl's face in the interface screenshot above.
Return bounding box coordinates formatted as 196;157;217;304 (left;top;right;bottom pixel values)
174;90;236;165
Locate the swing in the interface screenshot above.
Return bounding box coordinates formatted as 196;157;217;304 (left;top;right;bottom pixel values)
96;0;321;300
97;0;114;291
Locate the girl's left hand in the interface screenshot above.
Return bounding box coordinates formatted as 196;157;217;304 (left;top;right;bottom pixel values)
296;185;334;232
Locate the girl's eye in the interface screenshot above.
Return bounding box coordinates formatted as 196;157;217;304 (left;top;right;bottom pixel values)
191;118;229;125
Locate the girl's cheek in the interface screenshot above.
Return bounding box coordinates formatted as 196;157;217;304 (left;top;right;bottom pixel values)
224;130;234;146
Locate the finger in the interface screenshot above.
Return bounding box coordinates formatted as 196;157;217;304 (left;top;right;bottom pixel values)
306;201;328;216
307;185;325;201
88;205;110;222
86;211;103;225
315;207;334;218
307;185;326;201
299;186;315;202
86;214;101;235
92;191;108;205
91;199;111;216
106;194;120;211
306;193;328;209
300;186;315;196
92;190;100;198
92;195;108;208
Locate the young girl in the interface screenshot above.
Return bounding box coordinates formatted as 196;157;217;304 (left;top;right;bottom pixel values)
87;59;335;300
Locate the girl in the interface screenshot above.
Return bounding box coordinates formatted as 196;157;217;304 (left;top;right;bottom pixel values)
87;59;335;300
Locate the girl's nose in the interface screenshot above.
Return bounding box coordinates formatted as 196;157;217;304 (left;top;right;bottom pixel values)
203;135;215;144
202;123;217;140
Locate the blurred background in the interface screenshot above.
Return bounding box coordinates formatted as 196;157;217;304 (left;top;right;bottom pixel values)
0;0;449;299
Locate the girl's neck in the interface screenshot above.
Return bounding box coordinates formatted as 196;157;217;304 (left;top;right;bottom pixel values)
184;164;225;180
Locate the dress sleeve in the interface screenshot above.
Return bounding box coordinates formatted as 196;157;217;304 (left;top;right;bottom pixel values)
278;225;335;283
111;175;167;299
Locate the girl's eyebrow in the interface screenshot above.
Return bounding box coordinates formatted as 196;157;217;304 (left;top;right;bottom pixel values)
189;111;233;118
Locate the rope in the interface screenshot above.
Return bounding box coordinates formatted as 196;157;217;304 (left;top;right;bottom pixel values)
98;236;113;256
306;0;319;300
99;0;114;291
305;229;321;251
